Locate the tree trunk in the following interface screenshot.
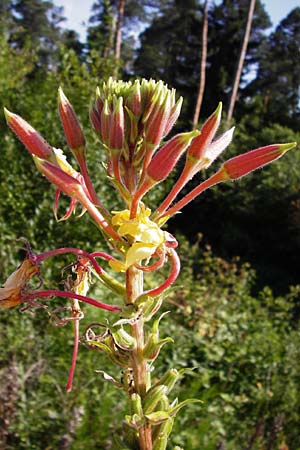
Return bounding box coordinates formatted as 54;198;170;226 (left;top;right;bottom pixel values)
226;0;256;126
114;0;125;77
192;0;209;129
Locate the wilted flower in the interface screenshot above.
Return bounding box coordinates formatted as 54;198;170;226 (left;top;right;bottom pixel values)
0;259;39;308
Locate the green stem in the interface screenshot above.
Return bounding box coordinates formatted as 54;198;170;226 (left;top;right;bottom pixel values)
126;266;152;450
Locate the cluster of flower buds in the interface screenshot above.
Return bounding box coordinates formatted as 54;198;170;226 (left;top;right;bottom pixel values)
4;78;296;231
2;77;297;449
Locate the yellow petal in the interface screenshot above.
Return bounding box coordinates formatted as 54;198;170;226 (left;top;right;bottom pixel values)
109;259;126;273
53;148;76;175
111;209;130;226
125;243;157;267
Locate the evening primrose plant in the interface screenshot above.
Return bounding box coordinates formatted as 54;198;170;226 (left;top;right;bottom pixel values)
1;77;296;450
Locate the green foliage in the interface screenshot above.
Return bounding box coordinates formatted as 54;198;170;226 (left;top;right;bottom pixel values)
161;239;300;449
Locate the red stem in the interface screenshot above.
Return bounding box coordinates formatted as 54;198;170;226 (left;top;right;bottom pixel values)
159;169;224;220
35;247;103;275
145;248;180;297
154;164;197;218
135;252;166;272
79;158;109;215
66;311;80;392
76;189;122;242
91;251;116;262
26;289;121;312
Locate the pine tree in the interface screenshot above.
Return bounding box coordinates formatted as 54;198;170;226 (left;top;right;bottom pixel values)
87;0;116;58
192;0;209;129
226;0;256;126
86;0;163;75
247;7;300;130
135;0;203;125
203;0;270;117
134;0;270;126
10;0;65;66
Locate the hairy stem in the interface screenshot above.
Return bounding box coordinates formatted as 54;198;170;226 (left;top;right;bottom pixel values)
126;266;152;450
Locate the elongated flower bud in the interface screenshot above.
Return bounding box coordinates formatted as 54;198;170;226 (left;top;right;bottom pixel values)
95;87;104;115
220;142;297;180
89;106;102;134
143;385;168;414
145;89;173;146
33;157;83;197
4;108;54;160
58;87;86;152
187;102;222;160
109;97;125;149
100;100;111;144
161;142;297;220
147;130;199;182
34;157;122;241
133;131;199;203
126;80;142;117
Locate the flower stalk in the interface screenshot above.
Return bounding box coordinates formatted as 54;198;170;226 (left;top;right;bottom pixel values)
2;77;297;449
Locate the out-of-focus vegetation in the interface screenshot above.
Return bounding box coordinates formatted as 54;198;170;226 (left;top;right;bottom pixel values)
0;0;300;449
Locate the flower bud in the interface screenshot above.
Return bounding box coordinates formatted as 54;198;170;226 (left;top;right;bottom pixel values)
145;90;173;146
100;100;111;144
143;385;168;414
130;393;143;416
126;80;142;117
109;97;125;149
220;142;297;180
187;102;222;160
4;108;54;160
147;130;199;182
152;419;174;450
89;106;102;134
142;80;165;123
126;107;139;145
58;88;86;151
149;368;181;395
111;326;136;351
33;157;83;197
145;411;170;425
95;86;104;115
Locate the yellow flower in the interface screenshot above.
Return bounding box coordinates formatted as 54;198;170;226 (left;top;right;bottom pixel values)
0;259;39;308
110;205;164;272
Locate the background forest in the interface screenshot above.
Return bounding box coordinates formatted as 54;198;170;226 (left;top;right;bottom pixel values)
0;0;300;449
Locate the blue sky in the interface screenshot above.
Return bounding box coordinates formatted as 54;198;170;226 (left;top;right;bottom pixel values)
55;0;300;42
